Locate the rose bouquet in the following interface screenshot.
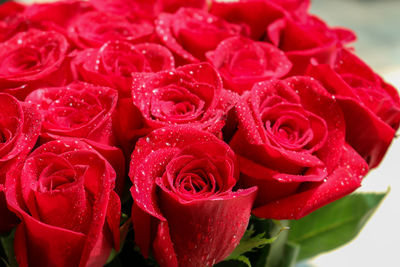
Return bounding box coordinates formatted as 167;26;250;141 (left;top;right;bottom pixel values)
0;0;399;267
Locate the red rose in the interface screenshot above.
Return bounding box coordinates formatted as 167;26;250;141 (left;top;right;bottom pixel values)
0;1;27;42
266;14;356;74
89;0;162;20
210;0;288;40
0;29;70;99
155;8;247;63
206;36;292;94
72;40;175;97
131;63;238;134
130;126;257;267
89;0;208;20
307;49;400;167
24;82;126;193
5;139;121;267
0;93;41;233
161;0;207;13
25;81;118;145
23;0;94;36
230;77;368;219
68;11;154;49
71;40;174;156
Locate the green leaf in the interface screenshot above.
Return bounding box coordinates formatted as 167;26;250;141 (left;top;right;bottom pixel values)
265;221;291;267
235;255;252;267
288;191;388;261
279;242;300;267
221;220;289;267
0;229;17;267
226;229;280;263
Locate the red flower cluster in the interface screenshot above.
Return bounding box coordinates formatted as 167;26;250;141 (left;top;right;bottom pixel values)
0;0;398;266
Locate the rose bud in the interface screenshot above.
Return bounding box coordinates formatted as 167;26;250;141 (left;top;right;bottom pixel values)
5;139;121;267
206;36;292;94
307;48;400;168
130;126;257;267
72;40;175;97
0;29;70;99
131;63;239;135
68;11;154;49
155;7;247;64
0;93;41;233
230;77;368;219
266;14;356;75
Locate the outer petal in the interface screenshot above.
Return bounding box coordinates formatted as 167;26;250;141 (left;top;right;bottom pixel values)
306;51;400;167
156;186;257;266
252;144;368;219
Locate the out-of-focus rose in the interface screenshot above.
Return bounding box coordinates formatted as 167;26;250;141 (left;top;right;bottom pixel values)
206;36;292;94
307;48;400;167
266;14;356;74
72;40;175;97
22;0;94;36
6;139;121;267
131;63;238;134
0;1;27;42
130;126;257;267
155;8;247;63
0;93;41;233
89;0;208;20
230;76;368;219
68;11;154;49
0;29;70;99
210;0;293;40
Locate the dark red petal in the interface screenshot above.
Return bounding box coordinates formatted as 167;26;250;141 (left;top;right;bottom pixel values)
152;221;178;267
157;186;257;266
252;144;368;219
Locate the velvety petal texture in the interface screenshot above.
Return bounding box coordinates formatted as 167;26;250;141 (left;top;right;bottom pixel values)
131;63;238;134
0;2;27;42
68;11;154;49
266;15;356;75
72;40;175;97
206;36;292;94
129;126;257;267
25;81;118;145
307;49;400;167
0;93;41;233
5;139;120;267
155;8;247;63
0;29;70;98
230;77;368;219
210;0;288;40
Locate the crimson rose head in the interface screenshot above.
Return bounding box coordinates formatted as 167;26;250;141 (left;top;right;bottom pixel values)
230;77;368;219
130;126;257;267
307;49;400;168
0;93;41;233
5;139;121;267
131;63;239;134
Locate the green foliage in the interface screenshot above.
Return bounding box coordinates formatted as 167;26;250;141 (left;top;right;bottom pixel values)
288;191;387;261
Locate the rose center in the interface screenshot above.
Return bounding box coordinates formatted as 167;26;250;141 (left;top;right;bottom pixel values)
47;93;103;129
229;49;265;77
3;48;41;74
